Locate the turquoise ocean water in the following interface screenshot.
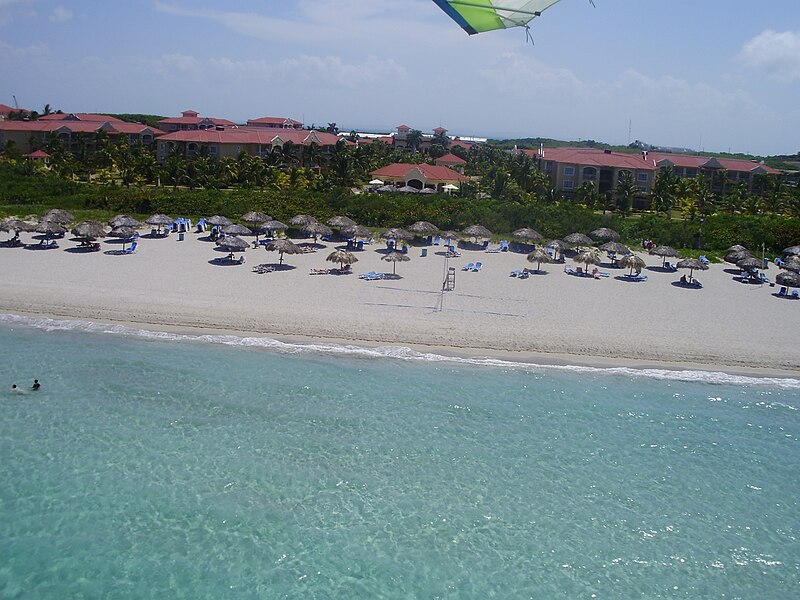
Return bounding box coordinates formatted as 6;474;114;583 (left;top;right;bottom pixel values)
0;314;798;599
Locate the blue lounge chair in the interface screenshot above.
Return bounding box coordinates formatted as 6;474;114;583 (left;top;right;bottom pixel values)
472;262;482;272
433;235;441;246
510;270;523;277
793;290;800;299
775;257;785;267
500;240;509;252
699;255;709;265
356;240;364;251
777;286;788;296
123;241;138;254
481;240;489;250
462;262;475;271
564;267;577;276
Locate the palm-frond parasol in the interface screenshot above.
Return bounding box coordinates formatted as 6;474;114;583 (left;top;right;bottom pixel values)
513;227;543;242
71;220;107;240
563;232;594;246
303;222;333;244
526;248;551;272
241;211;272;224
619;254;646;275
381;250;410;275
326;249;358;270
222;223;252;236
341;224;372;239
290;214;317;227
205;215;232;227
381;228;413;241
462;224;492;240
676;258;708;281
327;215;357;229
781;245;800;257
726;244;748;254
781;256;800;273
41;209;75;224
35;221;67;237
590;227;620;242
737;256;765;271
1;217;36;233
573;249;602;271
408;221;438;235
599;241;630;255
649;245;680;266
725;250;752;264
260;219;288;233
145;214;173;226
265;238;302;265
216;235;249;252
109;214;142;228
776;271;800;287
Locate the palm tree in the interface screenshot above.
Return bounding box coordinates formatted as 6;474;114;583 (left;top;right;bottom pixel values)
405;129;423;152
615;171;637;216
650;168;676;215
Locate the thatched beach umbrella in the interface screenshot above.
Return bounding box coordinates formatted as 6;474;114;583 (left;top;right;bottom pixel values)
599;241;630;255
260;219;288;234
290;214;317;227
590;227;620;242
397;185;419;194
327;215;357;229
222;223;252;236
513;227;543;242
108;226;138;250
341;224;372;239
737;256;765;271
265;238;302;265
303;222;333;244
381;228;413;241
726;244;748;254
145;214;173;226
326;249;358;270
109;214;141;229
725;250;752;264
1;217;35;233
649;245;680;266
619;254;646;276
205;215;232;227
72;220;107;240
216;235;249;252
440;230;460;243
462;224;492;241
376;185;395;193
408;221;439;235
776;271;800;287
382;250;410;275
241;211;272;224
563;232;594;246
35;221;67;238
574;249;602;272
676;258;708;282
526;248;552;273
782;255;800;273
547;239;568;261
41;208;75;224
781;245;800;257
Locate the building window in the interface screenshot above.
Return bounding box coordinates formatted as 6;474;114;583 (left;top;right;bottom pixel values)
564;166;575;177
159;143;164;151
582;167;597;181
209;145;218;154
637;172;649;183
563;180;574;190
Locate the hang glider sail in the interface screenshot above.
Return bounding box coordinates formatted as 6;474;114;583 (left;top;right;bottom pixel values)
432;0;565;35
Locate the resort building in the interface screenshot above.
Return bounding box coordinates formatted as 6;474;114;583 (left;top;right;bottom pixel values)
523;147;657;198
0;113;164;154
155;127;341;163
370;163;469;191
157;110;236;133
647;152;781;190
434;153;467;173
246;117;303;129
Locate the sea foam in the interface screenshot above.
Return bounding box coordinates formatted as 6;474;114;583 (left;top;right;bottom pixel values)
2;313;799;389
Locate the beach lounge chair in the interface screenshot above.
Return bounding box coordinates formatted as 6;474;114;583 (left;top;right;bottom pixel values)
481;240;489;250
500;240;509;252
462;262;475;271
777;286;788;296
793;290;800;299
485;245;501;253
518;270;529;279
433;235;441;246
122;241;138;254
775;257;785;267
564;267;577;276
356;240;364;251
472;262;482;272
510;270;523;277
699;255;709;265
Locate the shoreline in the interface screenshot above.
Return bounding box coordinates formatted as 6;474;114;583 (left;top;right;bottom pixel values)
3;309;799;381
1;230;798;380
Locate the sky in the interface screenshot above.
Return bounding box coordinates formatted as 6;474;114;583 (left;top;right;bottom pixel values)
1;0;799;156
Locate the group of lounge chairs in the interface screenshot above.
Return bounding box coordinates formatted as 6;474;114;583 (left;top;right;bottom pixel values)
358;271;385;281
564;266;610;279
309;266;352;275
252;263;274;274
776;287;800;299
462;262;482;272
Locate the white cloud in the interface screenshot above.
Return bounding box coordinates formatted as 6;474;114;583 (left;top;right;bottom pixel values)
0;0;32;26
0;39;47;59
739;30;800;82
49;5;72;23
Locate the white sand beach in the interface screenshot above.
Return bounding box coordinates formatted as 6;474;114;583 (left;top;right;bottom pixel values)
1;230;798;375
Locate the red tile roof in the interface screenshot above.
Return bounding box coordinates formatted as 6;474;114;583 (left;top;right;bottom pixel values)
158;116;237;126
435;153;466;165
0;103;22;117
370;163;468;182
247;117;303;127
524;147;656;171
648;152;780;175
39;113;125;123
0;120;164;136
156;127;341;146
449;139;474;150
26;150;50;158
